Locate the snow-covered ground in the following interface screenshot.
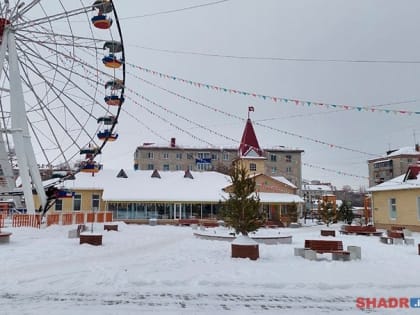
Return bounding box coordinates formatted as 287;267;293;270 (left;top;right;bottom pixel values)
1;221;419;314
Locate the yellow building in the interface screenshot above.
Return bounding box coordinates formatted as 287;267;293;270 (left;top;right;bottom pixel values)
369;164;420;231
54;169;302;222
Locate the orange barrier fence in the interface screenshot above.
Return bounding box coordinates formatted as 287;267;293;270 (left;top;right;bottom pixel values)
105;212;113;222
62;213;73;225
12;214;41;228
96;212;104;223
10;212;113;228
0;214;4;228
75;213;85;224
46;214;60;226
86;213;94;223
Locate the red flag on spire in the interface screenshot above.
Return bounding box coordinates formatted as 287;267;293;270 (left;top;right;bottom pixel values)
248;106;254;112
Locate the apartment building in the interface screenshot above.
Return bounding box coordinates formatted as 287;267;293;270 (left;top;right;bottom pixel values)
134;141;302;189
367;145;420;187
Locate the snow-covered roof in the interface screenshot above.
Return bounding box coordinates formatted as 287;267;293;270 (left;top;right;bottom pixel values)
63;169;230;202
272;176;297;189
302;184;333;192
257;192;303;203
368;174;420;192
63;169;301;203
386;146;420;157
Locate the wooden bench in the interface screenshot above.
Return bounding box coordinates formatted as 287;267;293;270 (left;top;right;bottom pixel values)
320;230;336;237
391;226;405;231
178;219;199;226
265;220;282;228
80;234;102;246
379;230;405;245
304;240;344;253
339;225;382;236
387;230;404;239
0;232;12;244
200;220;219;228
302;240;350;261
104;224;118;231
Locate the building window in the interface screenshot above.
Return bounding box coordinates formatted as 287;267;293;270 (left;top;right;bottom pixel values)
147;164;154;170
389;197;397;219
286;167;292;173
271;167;277;174
163;153;169;159
249;163;256;172
55;199;63;211
176;153;182;160
92;194;100;210
270;154;277;162
211;153;218;160
197;163;211;171
197;152;210;159
187;153;194;160
175;164;182;170
147;152;154;159
222;153;229;161
163;164;170;171
73;194;81;211
285;155;292;162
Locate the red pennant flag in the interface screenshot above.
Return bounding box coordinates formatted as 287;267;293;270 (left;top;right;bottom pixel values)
248;106;255;112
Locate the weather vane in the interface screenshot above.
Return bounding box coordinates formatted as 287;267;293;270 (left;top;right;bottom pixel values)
248;106;254;119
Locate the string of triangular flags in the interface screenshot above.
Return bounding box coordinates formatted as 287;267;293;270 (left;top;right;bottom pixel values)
303;162;368;180
129;63;419;116
127;70;377;157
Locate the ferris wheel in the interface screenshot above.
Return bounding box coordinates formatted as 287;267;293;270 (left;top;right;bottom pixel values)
0;0;125;215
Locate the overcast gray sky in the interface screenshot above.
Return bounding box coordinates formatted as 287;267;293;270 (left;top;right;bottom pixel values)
99;0;420;190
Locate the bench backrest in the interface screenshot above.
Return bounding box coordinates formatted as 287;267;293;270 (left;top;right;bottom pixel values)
391;226;405;231
178;219;199;225
344;225;376;233
387;230;404;238
305;240;343;253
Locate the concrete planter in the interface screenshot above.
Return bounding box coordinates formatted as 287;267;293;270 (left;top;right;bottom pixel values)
231;234;259;260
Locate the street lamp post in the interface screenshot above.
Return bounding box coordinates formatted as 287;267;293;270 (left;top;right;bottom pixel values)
303;193;308;224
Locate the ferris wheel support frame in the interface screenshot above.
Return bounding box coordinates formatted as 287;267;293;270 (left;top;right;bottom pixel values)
2;28;47;213
0;33;21;207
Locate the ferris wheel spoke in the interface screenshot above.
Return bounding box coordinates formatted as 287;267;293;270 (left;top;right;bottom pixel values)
18;61;79;166
17;28;107;45
10;0;41;21
17;40;109;117
16;49;102;159
17;60;97;162
17;36;101;50
14;5;91;29
16;39;75;112
17;55;98;144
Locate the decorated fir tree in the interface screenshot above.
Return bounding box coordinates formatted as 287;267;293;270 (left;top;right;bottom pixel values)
319;201;335;226
221;164;266;236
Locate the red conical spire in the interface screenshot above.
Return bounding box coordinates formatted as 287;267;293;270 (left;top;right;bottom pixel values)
239;118;262;157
